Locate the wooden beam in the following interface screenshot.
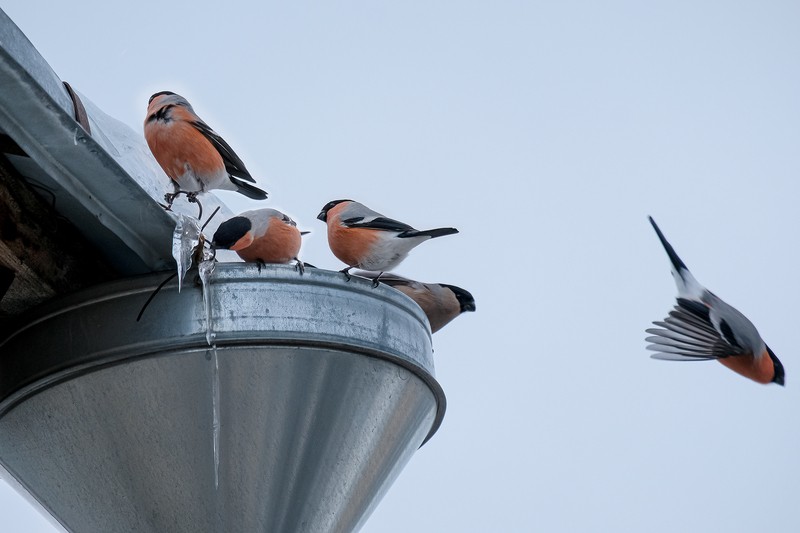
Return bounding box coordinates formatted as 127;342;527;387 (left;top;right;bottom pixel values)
0;155;115;315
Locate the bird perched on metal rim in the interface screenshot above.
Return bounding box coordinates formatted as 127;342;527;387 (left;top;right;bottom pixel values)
212;208;306;273
645;216;784;386
144;91;268;202
353;271;475;333
317;199;458;286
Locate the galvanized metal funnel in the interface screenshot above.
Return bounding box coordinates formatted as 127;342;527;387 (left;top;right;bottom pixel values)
0;265;445;532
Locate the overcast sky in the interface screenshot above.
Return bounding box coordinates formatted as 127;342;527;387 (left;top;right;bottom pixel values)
2;1;800;531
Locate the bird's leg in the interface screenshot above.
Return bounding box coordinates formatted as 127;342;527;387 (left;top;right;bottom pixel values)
339;266;353;281
371;272;384;288
185;192;203;220
256;260;265;273
294;258;305;275
163;182;181;207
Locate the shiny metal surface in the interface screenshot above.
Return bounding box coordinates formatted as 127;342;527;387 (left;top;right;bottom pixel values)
0;265;444;532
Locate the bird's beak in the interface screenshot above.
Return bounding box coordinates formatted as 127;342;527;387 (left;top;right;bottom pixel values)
316;211;326;222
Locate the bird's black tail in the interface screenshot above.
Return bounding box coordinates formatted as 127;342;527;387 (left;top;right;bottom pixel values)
648;216;687;273
231;176;268;200
400;227;459;239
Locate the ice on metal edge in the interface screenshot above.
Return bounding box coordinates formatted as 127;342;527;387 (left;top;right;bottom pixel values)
171;213;202;293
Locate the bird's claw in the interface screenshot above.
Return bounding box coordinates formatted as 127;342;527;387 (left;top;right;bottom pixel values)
163;192;177;207
163;190;203;219
294;259;305;275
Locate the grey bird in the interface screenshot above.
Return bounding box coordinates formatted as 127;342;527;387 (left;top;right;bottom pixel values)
645;216;784;385
353;271;475;333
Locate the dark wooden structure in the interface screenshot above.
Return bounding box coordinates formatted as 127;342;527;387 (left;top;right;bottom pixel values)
0;148;113;315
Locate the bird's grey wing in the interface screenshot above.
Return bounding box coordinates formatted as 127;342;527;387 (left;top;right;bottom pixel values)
334;202;414;232
190;119;255;182
239;208;281;235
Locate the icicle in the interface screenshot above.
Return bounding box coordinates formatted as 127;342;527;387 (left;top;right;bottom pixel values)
173;212;220;489
197;249;221;488
210;344;221;489
171;213;202;292
198;250;216;346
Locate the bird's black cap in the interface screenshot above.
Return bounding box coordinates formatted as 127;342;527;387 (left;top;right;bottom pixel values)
317;199;352;222
767;346;785;386
441;284;476;313
148;90;177;104
212;216;252;249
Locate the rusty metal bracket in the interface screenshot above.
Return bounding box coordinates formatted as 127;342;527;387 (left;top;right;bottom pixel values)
62;81;91;135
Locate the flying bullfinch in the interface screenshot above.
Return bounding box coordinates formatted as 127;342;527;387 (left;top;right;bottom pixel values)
646;216;784;386
317;199;458;285
353;271;475;333
144;91;268;200
212;208;305;273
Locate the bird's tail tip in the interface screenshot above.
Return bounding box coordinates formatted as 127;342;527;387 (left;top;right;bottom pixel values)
648;216;688;273
414;227;459;239
232;177;269;200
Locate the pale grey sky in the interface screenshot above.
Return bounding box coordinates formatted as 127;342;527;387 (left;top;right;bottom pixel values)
1;1;800;531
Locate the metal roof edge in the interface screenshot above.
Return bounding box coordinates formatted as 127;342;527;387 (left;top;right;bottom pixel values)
0;9;232;275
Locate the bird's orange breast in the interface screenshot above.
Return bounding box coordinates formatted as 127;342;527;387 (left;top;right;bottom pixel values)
144;110;223;181
237;218;301;264
327;218;379;268
717;350;775;384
